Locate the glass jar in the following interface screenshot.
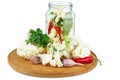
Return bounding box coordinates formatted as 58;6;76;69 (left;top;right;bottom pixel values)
46;1;75;46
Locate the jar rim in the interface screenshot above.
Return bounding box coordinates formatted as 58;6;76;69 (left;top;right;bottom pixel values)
49;1;72;8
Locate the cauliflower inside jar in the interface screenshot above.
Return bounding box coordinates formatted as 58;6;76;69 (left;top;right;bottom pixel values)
46;1;75;47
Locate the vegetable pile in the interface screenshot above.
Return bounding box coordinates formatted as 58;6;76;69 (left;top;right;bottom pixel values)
16;5;100;68
17;27;98;67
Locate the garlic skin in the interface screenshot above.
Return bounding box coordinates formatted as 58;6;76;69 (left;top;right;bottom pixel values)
63;58;84;67
30;56;40;64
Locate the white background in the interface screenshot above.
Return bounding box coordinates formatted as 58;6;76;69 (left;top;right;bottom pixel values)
0;0;120;80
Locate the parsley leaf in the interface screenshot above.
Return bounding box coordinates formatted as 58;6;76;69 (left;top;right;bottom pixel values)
25;28;50;48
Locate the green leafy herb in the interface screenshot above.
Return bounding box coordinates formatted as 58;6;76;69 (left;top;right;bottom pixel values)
52;15;57;23
50;12;54;15
50;12;64;27
63;35;71;47
25;28;50;48
52;45;57;51
50;11;57;23
52;45;65;52
57;17;64;27
63;12;74;35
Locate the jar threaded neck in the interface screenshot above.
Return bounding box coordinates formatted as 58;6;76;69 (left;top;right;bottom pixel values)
49;1;72;10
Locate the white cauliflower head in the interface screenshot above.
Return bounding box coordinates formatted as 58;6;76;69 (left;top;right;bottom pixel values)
80;48;91;58
17;41;40;59
53;41;66;50
50;50;63;67
72;46;91;58
71;38;91;58
60;50;70;58
48;28;57;39
38;54;52;65
47;43;54;55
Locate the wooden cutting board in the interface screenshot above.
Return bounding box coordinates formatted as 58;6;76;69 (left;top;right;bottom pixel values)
8;49;98;78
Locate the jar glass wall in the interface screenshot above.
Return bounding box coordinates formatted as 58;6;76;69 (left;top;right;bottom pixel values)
46;1;75;47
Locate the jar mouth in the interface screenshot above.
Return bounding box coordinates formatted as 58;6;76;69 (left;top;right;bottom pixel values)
49;1;72;8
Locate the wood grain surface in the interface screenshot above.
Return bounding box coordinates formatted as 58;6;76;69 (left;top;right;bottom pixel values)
8;49;98;78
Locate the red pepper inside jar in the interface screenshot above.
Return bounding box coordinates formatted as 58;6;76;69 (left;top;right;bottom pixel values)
46;1;75;46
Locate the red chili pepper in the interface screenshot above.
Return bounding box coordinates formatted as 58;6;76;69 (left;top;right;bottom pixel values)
72;56;93;64
54;26;62;43
48;20;53;34
48;20;62;43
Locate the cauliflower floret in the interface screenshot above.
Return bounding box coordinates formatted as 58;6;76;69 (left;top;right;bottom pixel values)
56;6;65;20
48;28;57;39
72;46;81;58
53;41;66;50
17;41;40;59
80;48;91;58
38;54;52;65
72;46;91;58
47;43;54;56
39;47;46;54
52;37;60;43
50;50;63;67
71;38;91;58
66;45;74;54
60;50;70;58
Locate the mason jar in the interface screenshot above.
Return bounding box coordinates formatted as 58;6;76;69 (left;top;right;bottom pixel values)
46;1;75;46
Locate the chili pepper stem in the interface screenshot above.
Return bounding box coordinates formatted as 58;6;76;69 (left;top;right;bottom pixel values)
94;58;102;66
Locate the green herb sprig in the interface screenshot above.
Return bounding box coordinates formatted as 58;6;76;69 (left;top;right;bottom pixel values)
25;28;50;48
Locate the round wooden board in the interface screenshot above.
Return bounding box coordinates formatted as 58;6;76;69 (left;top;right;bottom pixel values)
8;49;98;78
